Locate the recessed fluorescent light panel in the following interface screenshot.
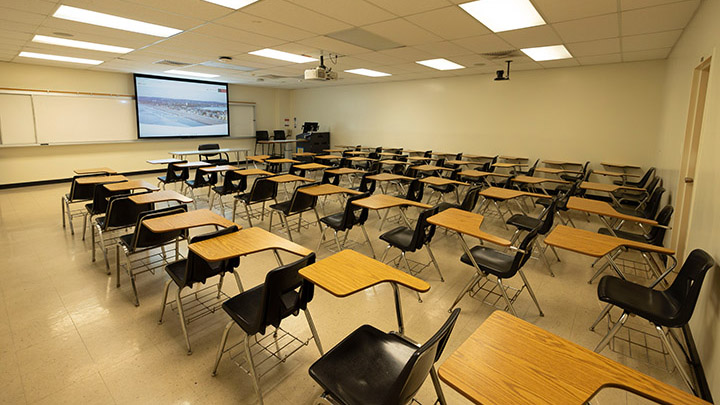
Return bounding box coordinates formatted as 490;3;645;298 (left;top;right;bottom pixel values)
18;51;103;65
459;0;546;33
248;49;317;64
32;35;133;54
344;68;391;77
521;45;572;61
165;70;219;78
416;58;465;71
202;0;259;9
53;5;182;37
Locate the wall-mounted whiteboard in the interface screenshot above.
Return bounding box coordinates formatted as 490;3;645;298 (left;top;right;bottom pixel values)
0;94;36;145
0;91;256;145
33;95;137;143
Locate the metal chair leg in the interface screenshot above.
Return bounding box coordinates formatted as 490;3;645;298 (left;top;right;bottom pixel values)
400;252;423;303
430;365;448;405
158;280;172;324
176;287;192;355
361;225;376;259
380;245;392;263
535;240;555;277
589;303;613;331
426;244;444;282
244;203;254;227
317;225;328;253
305;308;324;355
656;325;696;393
594;312;629;353
496;278;518;316
211;321;234;376
332;231;343;252
281;214;293;241
518;270;543;316
244;332;264;405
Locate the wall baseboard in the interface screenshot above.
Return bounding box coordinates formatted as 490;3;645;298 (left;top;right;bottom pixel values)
0;168;165;189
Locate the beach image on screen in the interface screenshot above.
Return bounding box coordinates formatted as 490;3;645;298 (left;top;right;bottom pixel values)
135;76;229;138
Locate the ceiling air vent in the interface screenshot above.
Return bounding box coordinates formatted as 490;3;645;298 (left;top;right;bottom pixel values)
153;59;192;67
480;50;522;60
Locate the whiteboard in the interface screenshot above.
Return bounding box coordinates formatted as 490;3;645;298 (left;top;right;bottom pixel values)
229;103;255;138
33;95;137;143
0;94;36;145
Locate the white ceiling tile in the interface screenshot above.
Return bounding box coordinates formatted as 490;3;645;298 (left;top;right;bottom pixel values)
353;51;406;65
553;14;619;43
192;24;286;48
61;0;205;30
285;0;395;26
621;1;700;36
412;41;474;57
451;53;495;67
497;25;563;49
532;0;617;23
404;6;489;40
378;46;435;62
150;32;256;55
42;17;166;44
363;18;443;46
0;30;32;42
621;0;688;11
451;34;515;54
566;38;621;57
385;62;434;73
0;6;48;25
539;58;580;68
2;0;57;15
215;12;316;42
364;0;453;17
623;47;671;61
32;27;150;49
297;36;372;56
622;30;682;52
577;53;622;65
242;0;351;35
0;19;40;35
120;0;233;21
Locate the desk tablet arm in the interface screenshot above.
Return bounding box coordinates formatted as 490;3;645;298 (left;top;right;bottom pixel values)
649;255;678;289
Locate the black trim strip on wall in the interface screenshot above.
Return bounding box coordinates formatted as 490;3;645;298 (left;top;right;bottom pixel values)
0;168;165;189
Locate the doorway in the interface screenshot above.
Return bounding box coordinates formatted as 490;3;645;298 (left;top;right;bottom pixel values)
672;56;712;260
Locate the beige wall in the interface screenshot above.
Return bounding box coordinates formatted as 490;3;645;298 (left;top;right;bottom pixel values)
656;0;720;398
0;62;291;184
291;61;666;168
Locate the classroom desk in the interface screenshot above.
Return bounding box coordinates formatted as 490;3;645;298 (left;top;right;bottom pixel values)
378;159;408;168
299;249;430;335
147;158;184;165
247;155;270;163
534;167;583;175
499;155;528;161
542;159;582;166
142;209;236;233
325;167;365;176
580;181;648;206
75;175;128;185
566;196;657;236
174;161;212;168
292;152;316;157
464;154;495;160
314;154;342;161
200;165;239;173
593;170;641;185
188;226;311;262
266;174;314;184
419;176;468;187
104;180;159;192
257;139;305;156
438;311;705;405
234;168;273;177
343;150;368;156
352;194;431;228
346;156;375;163
512;175;569;194
74;167;117;175
294;162;330;171
169;147;249;163
601;162;642;171
544;225;675;283
366;173;414;182
378;152;402;157
479;186;548;200
445;159;474;166
412;164;455;173
427;208;512;312
323;148;344;153
265;158;299;165
432;152;458;157
128;190;193;205
458;170;507;186
407;156;438;162
492;162;528;169
298;184;363;197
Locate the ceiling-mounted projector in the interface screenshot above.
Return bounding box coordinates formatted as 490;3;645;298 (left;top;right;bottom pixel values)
304;55;338;81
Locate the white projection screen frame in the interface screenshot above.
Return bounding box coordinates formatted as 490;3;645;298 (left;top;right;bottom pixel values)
134;74;230;139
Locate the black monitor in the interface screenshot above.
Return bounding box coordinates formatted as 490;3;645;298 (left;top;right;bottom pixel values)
302;122;319;133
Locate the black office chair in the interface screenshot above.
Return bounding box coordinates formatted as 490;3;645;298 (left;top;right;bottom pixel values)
317;193;375;258
157;161;189;191
198;143;229;165
273;129;286;140
62;174;106;235
380;207;443;302
456;226;544;316
82;180;127;241
255;130;270;155
93;192;153;271
159;226;241;354
211;253;323;405
184;166;218;209
506;197;560;276
210;170;247;216
117;205;188;306
268;182;323;241
590;249;714;393
309;308;461;405
233;175;279;226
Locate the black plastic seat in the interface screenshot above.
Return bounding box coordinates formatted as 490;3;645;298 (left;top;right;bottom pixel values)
598;205;673;246
351;171;378;194
437;185;482;213
613;167;655;187
117;205;189;306
184;165;218;209
82;180;126;240
517;159;539;176
560;161;589;182
211;254;323;405
157;160;189;190
505;197;559;276
159;225;241;354
254;130;270;155
318;193;375;257
615;186;664;218
309;308;460;405
380;207;443;301
614;176;661;207
273;129;286;140
210;170;247;216
590;249;714;393
199;143;229;165
428;168;462;204
269;182;322;241
455;227;544;316
63;173;108;235
233;175;278;226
